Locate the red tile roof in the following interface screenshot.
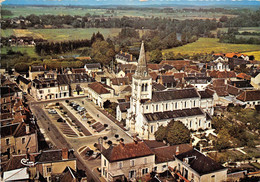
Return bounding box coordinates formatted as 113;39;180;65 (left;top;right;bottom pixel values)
88;82;113;95
102;141;154;162
236;73;251;80
174;73;187;79
236;90;260;102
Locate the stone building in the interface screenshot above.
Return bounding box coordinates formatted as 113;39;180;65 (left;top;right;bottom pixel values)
125;41;213;140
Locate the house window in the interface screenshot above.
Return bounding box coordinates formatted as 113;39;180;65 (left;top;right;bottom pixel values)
118;162;123;169
104;159;106;166
194;100;196;107
156;105;158;111
153;166;157;172
22;138;25;144
47;167;52;173
166;104;168;110
151;125;154;133
199;120;201;126
146;105;148;110
175;102;178;109
211;175;216;182
18;150;21;154
144;158;147;164
208;123;211;128
190;121;192;128
142;168;148;175
6;138;10;145
130;160;135;167
129;170;135;179
48;89;50;93
184;101;186;108
162;165;167;171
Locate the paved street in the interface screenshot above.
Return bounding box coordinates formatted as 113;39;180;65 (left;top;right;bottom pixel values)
27;94;133;182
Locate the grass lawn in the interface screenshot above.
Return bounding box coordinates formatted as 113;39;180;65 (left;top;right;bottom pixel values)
162;38;260;55
1;46;39;58
1;28;122;42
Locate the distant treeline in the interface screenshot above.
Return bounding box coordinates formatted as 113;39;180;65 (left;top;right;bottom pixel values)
35;39;91;55
219;28;260;45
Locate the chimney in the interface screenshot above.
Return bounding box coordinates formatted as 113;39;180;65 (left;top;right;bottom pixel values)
176;146;179;155
62;148;68;160
120;50;122;54
133;135;138;144
125;52;127;56
119;138;124;147
130;54;133;61
26;124;30;134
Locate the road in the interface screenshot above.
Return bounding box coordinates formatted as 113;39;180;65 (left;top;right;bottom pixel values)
27;94;133;182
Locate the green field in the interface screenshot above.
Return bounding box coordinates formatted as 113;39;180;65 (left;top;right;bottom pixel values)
162;38;260;55
2;6;236;20
1;28;122;41
1;46;38;57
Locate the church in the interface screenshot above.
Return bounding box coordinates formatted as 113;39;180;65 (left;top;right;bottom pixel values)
126;41;213;139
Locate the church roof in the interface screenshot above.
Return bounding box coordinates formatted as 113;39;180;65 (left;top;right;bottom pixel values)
151;88;200;102
144;108;204;122
133;41;150;79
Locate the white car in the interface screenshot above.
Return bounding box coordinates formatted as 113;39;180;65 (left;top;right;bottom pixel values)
48;109;57;114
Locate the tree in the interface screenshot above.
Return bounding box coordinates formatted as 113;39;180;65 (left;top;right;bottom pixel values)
154;120;191;145
167;120;191;145
215;128;231;151
154;125;167;141
14;62;29;72
149;49;162;64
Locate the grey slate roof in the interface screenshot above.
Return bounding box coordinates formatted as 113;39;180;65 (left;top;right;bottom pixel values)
144;108;204;122
151;88;200;102
176;149;226;175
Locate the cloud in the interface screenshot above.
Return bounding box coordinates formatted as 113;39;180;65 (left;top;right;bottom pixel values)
139;0;148;1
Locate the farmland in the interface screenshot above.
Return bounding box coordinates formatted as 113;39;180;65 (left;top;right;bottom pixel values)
1;28;122;41
2;5;237;20
242;51;260;61
162;38;260;56
1;46;38;57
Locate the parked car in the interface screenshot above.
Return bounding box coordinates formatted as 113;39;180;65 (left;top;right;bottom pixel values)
57;118;64;122
48;109;57;114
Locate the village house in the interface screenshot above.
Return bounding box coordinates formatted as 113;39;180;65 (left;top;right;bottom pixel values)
174;149;228;182
107;77;131;95
1;148;86;182
116;64;137;78
28;65;46;80
84;63;102;75
115;51;138;65
236;90;260;106
87;82;115;107
31;78;69;101
184;76;211;91
56;74;95;96
16;75;31;93
101;140;226;182
116;102;130;122
125;42;213;140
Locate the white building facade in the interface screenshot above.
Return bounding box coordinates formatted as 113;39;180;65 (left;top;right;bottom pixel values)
126;42;213;140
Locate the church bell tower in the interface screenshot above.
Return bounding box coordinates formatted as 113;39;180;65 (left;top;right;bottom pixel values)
132;41;152;101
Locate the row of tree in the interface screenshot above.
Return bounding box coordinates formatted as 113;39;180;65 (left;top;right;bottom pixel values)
35;39;91;55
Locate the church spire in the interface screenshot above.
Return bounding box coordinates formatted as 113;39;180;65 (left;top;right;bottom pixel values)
134;41;149;78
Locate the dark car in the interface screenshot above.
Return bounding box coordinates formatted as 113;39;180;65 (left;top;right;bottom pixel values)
57;118;64;122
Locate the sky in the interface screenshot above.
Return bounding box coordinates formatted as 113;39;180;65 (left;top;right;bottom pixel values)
1;0;260;6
